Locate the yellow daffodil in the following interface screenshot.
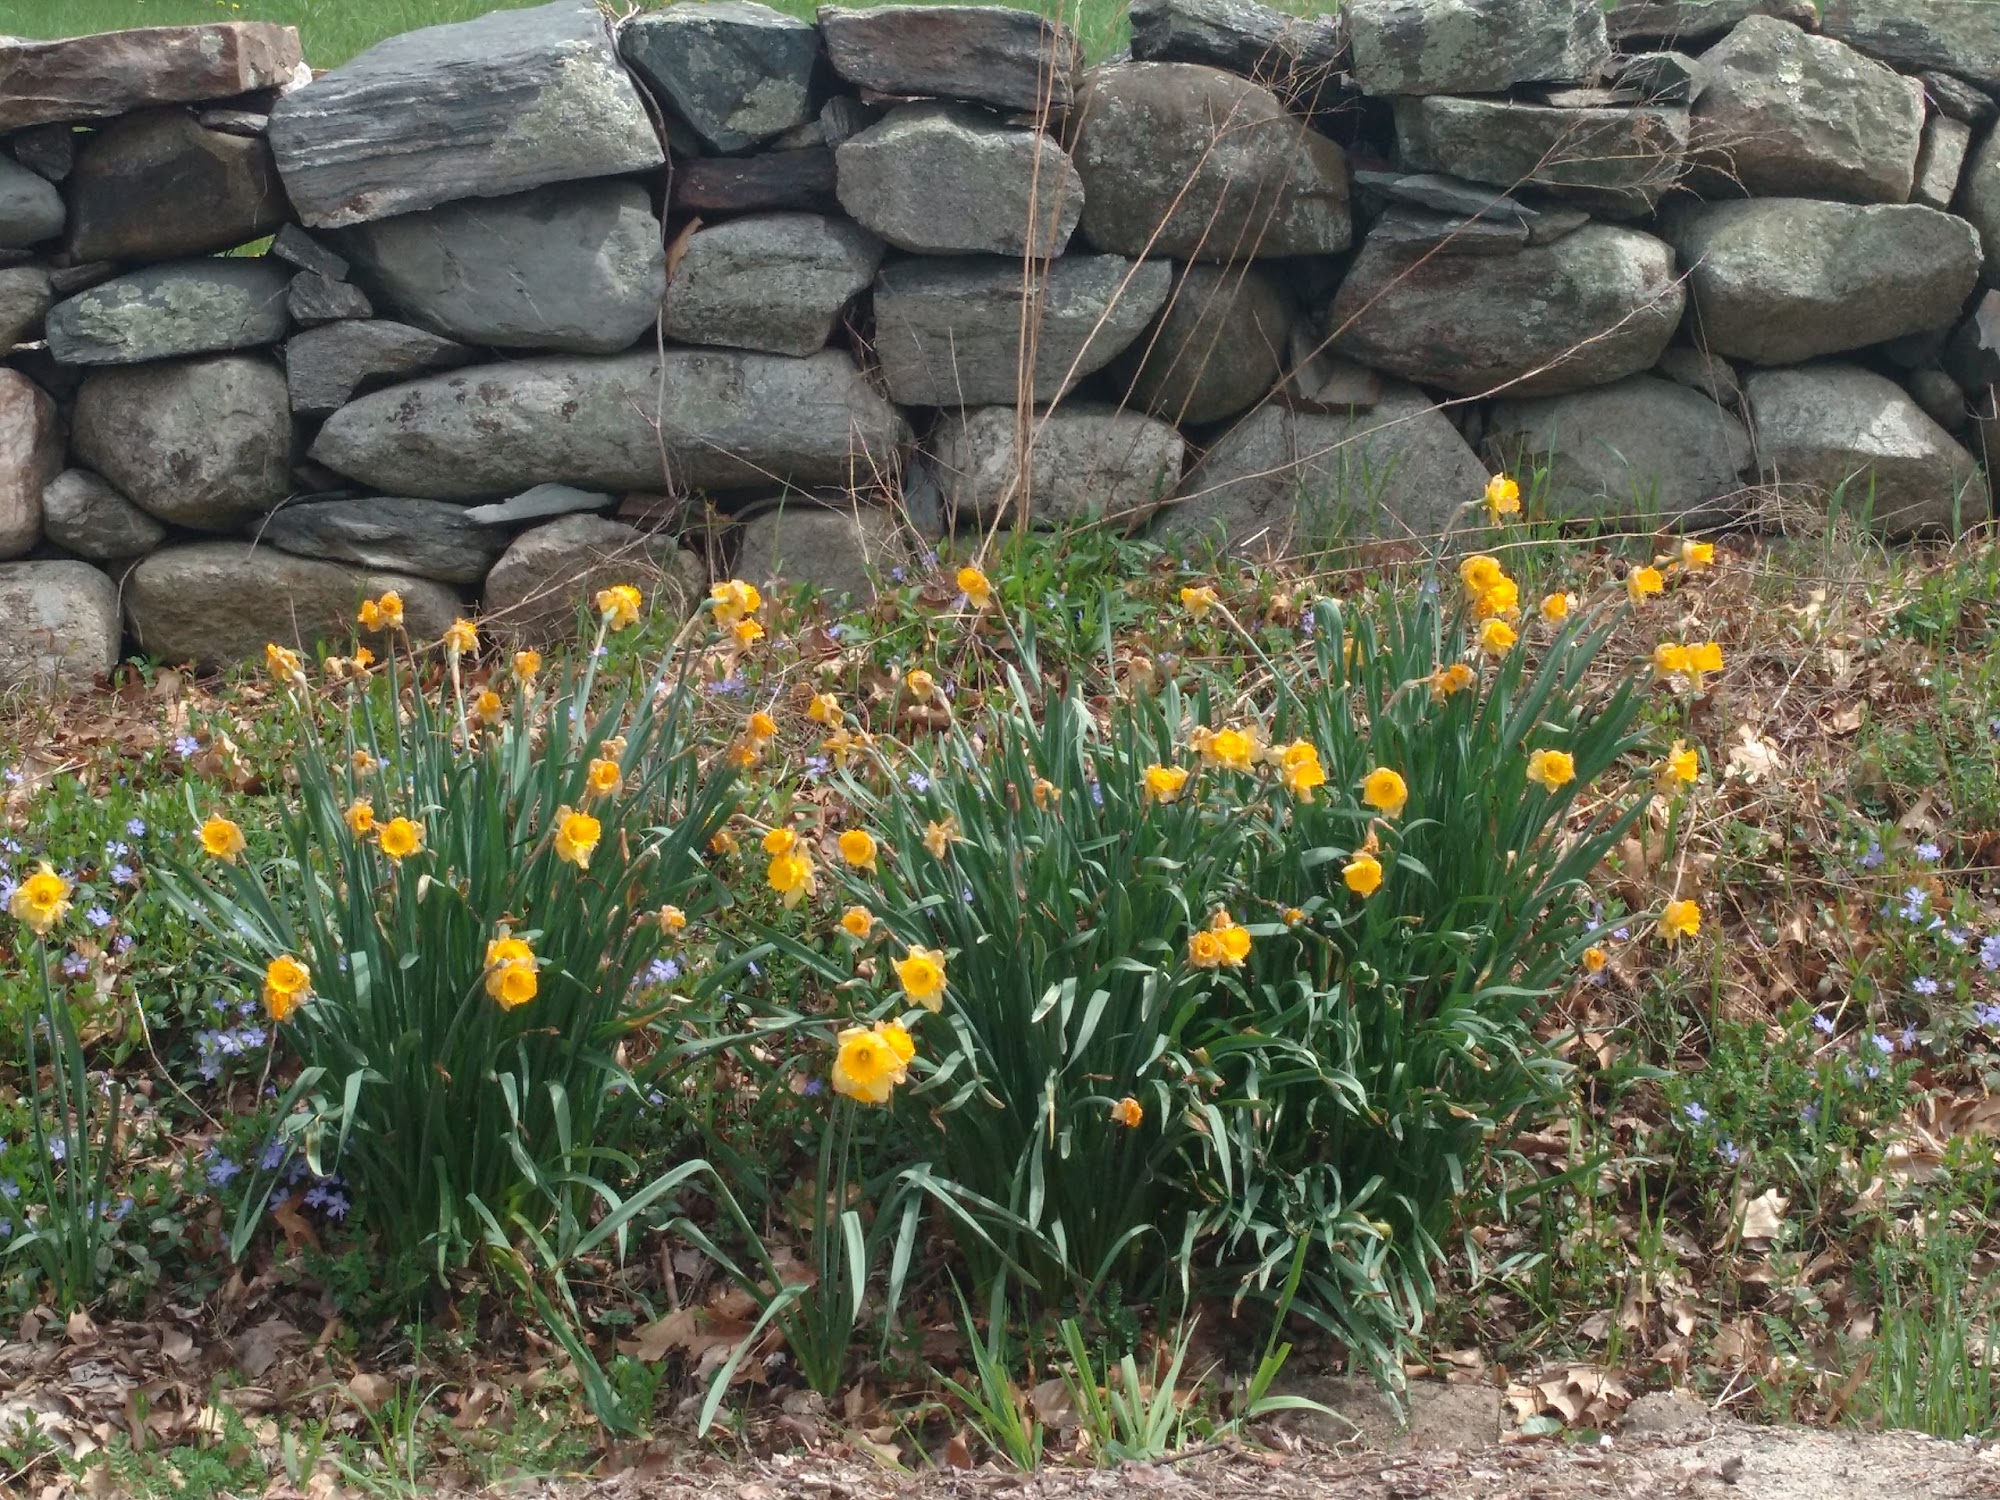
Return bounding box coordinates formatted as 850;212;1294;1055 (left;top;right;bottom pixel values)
710;828;739;856
807;691;840;724
358;591;403;631
906;668;936;701
1031;777;1061;810
1211;910;1252;964
732;617;765;648
1187;928;1228;968
1472;575;1520;621
1661;740;1699;789
711;579;763;627
512;649;541;683
763;827;797;857
344;800;376;837
1626;566;1665;604
1483;473;1522;522
443;618;478;656
595;583;643;630
958;566;993;609
923;817;959;859
483;934;539;1009
9;863;70;936
1111;1096;1143;1129
1179;584;1219;619
724;738;763;770
1526;748;1576;792
263;954;310;1021
1202;725;1259;773
552;808;599;868
1361;767;1408;818
832;1022;912;1105
1680;539;1716;570
1689;641;1724;674
586;757;622;799
840;905;874;940
265;641;304;686
747;710;778;742
1539;592;1574;624
1653;642;1692;676
1142;763;1190;805
1279;741;1327;800
1659;899;1701;944
378;816;425;861
472;688;504;725
1583;946;1609;974
1478;618;1518;656
1283;907;1306;926
1459;554;1505;595
358;599;384;632
1343;850;1383;897
661;904;689;934
1430;662;1476;700
893;946;948;1010
837;829;878;873
200;815;247;863
767;848;815;907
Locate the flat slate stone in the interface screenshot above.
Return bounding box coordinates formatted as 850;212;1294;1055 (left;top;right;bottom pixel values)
64;107;291;262
1913;115;1973;211
1394;95;1688;217
1605;0;1818;47
270;223;349;280
198;109;270;137
1364;205;1532;255
663;212;882;358
41;468;169;562
1127;0;1348;109
47;259;292;366
1819;0;2000;91
1346;0;1609;96
0;22;303;132
669;148;839;215
267;0;664;229
818;5;1083;113
0;560;121;687
288;271;372;326
619;1;820;154
259;496;510;584
283;318;473;417
1921;70;1995;126
462;483;616;527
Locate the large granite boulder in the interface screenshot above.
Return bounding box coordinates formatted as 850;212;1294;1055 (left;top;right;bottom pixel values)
283;319;472;417
926;404;1185;527
1329;223;1684;397
0;561;121;687
125;544;461;667
0;266;51;348
1346;0;1608;96
310;350;907;499
872;255;1172;406
70;356;294;531
1745;363;1989;536
0;157;65;249
338;180;666;354
1106;263;1292;424
1662;199;1983;364
1819;0;2000;91
1071;63;1350;260
731;500;905;604
267;0;663;228
1484;375;1753;528
1393;96;1688;216
1689;16;1924;204
483;514;706;643
64;108;291;262
1127;0;1349;108
259;497;511;584
817;5;1083;113
40;469;169;563
663;213;882;358
618;1;820;154
836;105;1083;258
0;370;58;560
0;22;302;132
46;259;292;365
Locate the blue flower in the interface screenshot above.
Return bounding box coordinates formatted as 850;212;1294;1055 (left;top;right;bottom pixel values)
1916;842;1942;863
205;1153;241;1188
0;1179;20;1199
60;953;88;977
1900;887;1928;921
1717;1139;1741;1165
49;1137;67;1162
84;906;112;929
1980;934;2000;972
906;770;931;793
1975;1003;2000;1029
173;735;199;757
126;818;146;839
1900;1025;1918;1050
1859;841;1884;870
110;864;134;885
1912;975;1939;996
1811;1014;1834;1035
1800;1104;1819;1126
1682;1101;1707;1125
1869;1033;1894;1055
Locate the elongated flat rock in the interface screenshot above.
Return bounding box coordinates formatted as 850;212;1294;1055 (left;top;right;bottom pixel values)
818;5;1083;112
47;259;292;365
0;23;302;132
283;319;472;417
1819;0;2000;90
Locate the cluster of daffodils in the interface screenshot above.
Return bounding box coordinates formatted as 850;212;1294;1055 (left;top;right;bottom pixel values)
1181;724;1328;799
483;932;540;1010
711;578;765;647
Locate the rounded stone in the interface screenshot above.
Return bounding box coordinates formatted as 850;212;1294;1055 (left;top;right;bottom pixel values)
0;368;59;560
1105;263;1292;424
41;468;170;562
483;514;706;644
0;560;121;687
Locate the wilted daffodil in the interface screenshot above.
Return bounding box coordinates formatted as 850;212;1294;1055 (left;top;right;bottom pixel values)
595;583;643;630
483;933;539;1010
553;808;600;868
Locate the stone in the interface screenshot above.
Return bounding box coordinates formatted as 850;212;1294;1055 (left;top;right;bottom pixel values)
0;265;51;347
872;254;1172;406
9;124;75;182
1944;292;2000;391
259;496;509;584
1661;199;1983;365
1330;223;1684;397
732;499;904;602
1921;71;1995;127
283;319;473;417
1484;374;1752;528
1620;1391;1712;1439
1072;63;1351;261
1364;205;1532;255
1914;116;1973;211
819;95;879;146
46;259;292;366
1605;0;1818;48
462;483;616;527
1689;16;1924;205
125;543;461;667
0;23;303;132
311;349;908;499
1656;345;1744;409
198;109;270;137
1127;0;1349;110
337;180;665;355
288;271;372;326
1745;363;1989;535
619;1;820;154
1611;51;1707;103
0;157;64;249
1393;96;1689;217
836;104;1083;258
1346;0;1609;96
1534;86;1645;107
267;0;663;229
0;369;58;559
1105;263;1292;424
926;404;1185;527
62;108;290;262
663;212;882;358
669;148;840;215
71;356;293;531
1906;367;1968;434
41;469;169;562
1882;328;1952;369
48;262;117;297
1819;0;2000;91
1951;130;2000;285
483;514;706;643
817;5;1083;113
270;223;349;280
1355;169;1528;221
1163;377;1487;556
0;561;121;686
1280;1377;1504;1455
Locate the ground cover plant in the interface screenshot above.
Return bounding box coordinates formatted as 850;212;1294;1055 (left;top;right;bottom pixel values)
2;488;2000;1497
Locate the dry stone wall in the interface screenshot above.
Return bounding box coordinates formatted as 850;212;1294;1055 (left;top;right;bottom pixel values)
2;0;1999;683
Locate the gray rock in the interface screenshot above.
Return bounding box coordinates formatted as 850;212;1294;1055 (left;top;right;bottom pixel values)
927;403;1184;527
1944;292;2000;391
1662;199;1983;365
1346;0;1609;96
270;222;349;280
836;104;1083;258
1745;363;1989;535
1914;115;1973;211
1882;328;1953;369
71;355;294;531
1356;170;1528;221
1280;1377;1503;1455
817;5;1083;113
1127;0;1349;109
618;2;819;154
1921;70;1996;126
483;514;706;643
125;542;461;667
1689;16;1925;204
462;483;616;527
731;499;903;603
872;254;1172;406
9;124;75;182
284;319;473;418
819;95;879;147
1819;0;2000;91
1605;0;1818;48
267;0;664;229
48;262;118;298
288;271;373;326
0;560;120;686
259;496;509;583
0;156;64;249
0;265;51;347
46;259;292;365
1393;96;1689;217
0;22;302;132
1484;374;1752;528
1330;222;1685;397
1906;367;1969;434
338;180;665;354
0;369;58;559
663;212;881;358
1073;63;1350;261
1655;345;1744;409
1106;263;1291;424
1609;51;1707;102
1364;205;1532;255
62;108;290;262
1533;85;1645;107
41;469;169;562
1162;377;1487;556
1951;129;2000;285
311;349;908;498
197;109;269;137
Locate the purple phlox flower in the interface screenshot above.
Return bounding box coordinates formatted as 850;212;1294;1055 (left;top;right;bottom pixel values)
920;549;939;571
0;1220;10;1239
906;770;931;793
802;755;830;779
1913;975;1940;996
890;566;907;584
1944;928;1969;948
1717;1139;1741;1165
1900;888;1929;921
1859;841;1885;870
0;1178;20;1200
2;769;19;786
0;837;16;854
84;906;112;929
1800;1104;1819;1126
1974;1002;2000;1028
802;1077;824;1097
110;864;134;885
304;1182;351;1219
108;1196;133;1222
60;953;89;978
1682;1101;1708;1125
258;1138;289;1172
1811;1013;1835;1035
646;1090;665;1107
125;818;146;839
1612;926;1630;942
48;1135;66;1162
112;934;133;955
1869;1032;1894;1055
1089;781;1104;806
103;840;128;859
825;623;843;641
1916;842;1942;863
1900;1025;1919;1050
173;735;200;757
1979;934;2000;972
705;674;746;698
644;957;681;986
204;1151;242;1188
1866;1063;1882;1080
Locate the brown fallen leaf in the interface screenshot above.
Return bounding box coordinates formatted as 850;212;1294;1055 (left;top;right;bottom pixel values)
348;1372;394;1412
944;1430;974;1469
